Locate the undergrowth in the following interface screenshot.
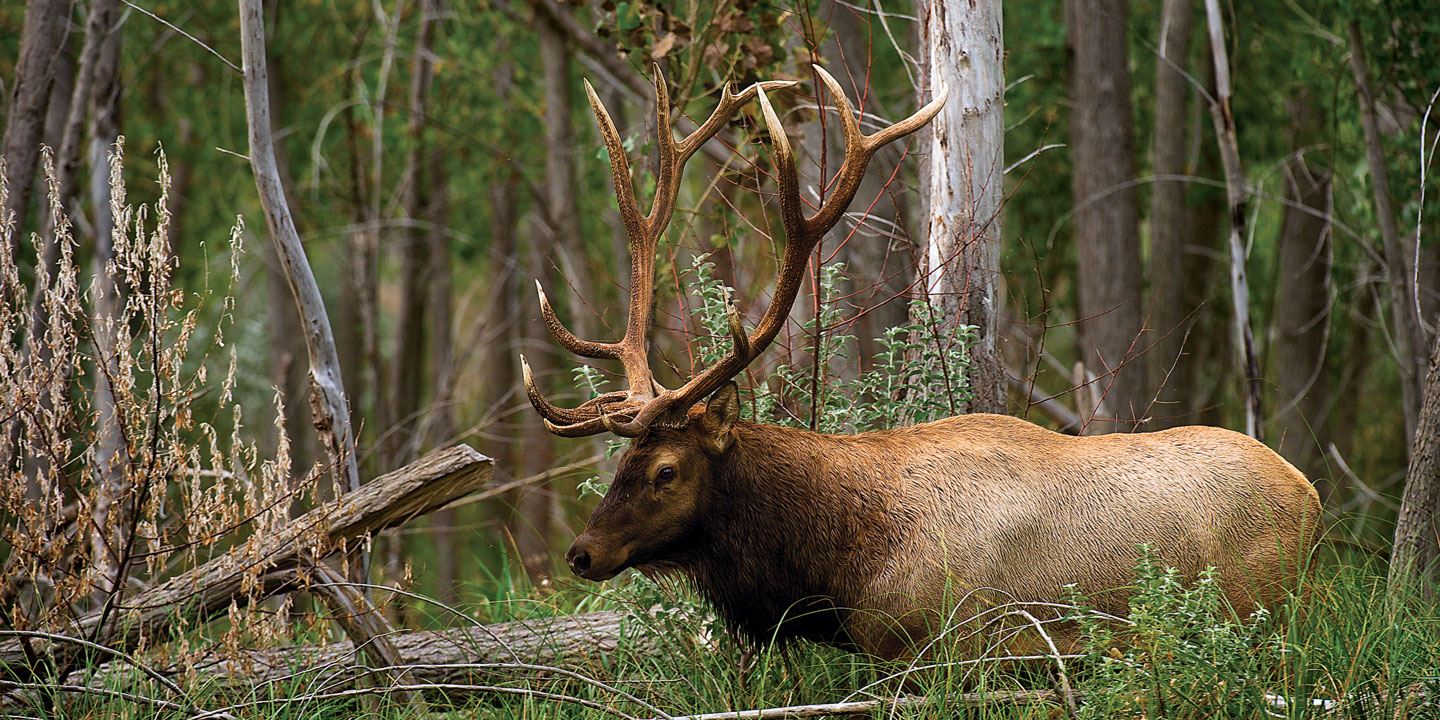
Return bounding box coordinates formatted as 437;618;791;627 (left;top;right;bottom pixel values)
18;546;1437;719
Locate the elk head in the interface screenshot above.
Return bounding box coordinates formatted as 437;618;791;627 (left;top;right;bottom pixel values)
521;65;946;580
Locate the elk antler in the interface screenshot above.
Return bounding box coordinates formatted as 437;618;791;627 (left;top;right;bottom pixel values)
524;65;947;437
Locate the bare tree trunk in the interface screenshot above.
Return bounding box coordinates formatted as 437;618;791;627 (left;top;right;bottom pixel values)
1269;91;1332;496
1066;0;1146;430
1202;0;1262;439
1145;0;1194;429
1;0;68;254
917;0;1006;414
538;10;597;341
483;45;522;546
87;11;127;603
387;0;441;473
507;10;583;580
259;0;316;493
238;0;363;546
1346;21;1425;443
421;151;460;604
1181;93;1228;427
17;0;119;499
517;221;560;579
1390;321;1440;601
1332;270;1378;468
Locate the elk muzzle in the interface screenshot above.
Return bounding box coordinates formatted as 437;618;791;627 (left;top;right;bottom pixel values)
565;532;627;581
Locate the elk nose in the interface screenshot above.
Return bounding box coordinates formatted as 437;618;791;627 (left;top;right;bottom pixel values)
567;546;591;576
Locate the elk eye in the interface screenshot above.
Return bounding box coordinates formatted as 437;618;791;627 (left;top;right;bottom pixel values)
656;466;676;484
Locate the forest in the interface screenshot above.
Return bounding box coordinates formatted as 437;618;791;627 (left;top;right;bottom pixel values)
1;0;1439;717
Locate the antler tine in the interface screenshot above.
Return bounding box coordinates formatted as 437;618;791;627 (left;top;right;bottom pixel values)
535;280;618;360
525;67;944;437
585;79;643;243
624;66;946;429
802;64;948;238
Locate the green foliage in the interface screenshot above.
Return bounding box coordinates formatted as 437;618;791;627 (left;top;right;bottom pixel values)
1067;547;1283;718
687;252;977;434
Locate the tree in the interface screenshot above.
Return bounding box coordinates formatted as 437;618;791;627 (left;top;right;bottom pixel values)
1145;0;1195;429
917;0;1006;415
1065;0;1146;430
1;0;67;251
1390;325;1440;600
1269;91;1333;494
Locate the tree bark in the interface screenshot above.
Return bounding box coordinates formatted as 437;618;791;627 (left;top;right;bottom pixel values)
1065;0;1146;431
258;0;317;492
509;10;583;579
1390;323;1440;601
917;0;1006;415
1202;0;1262;439
1269;91;1332;495
1;0;68;254
1346;20;1425;443
1145;0;1194;429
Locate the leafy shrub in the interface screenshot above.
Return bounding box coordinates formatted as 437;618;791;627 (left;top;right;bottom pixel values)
1068;545;1284;719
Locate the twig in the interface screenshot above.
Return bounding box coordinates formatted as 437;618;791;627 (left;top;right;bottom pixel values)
445;453;606;509
192;683;641;720
0;631;184;699
664;690;1060;720
120;1;240;72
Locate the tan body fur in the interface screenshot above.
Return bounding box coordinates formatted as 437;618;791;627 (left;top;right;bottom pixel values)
568;398;1322;661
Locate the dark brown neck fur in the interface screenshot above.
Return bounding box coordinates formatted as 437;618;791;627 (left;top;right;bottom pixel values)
650;420;908;648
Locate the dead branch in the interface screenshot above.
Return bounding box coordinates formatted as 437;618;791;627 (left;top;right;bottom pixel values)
237;0;363;505
664;691;1063;720
61;610;665;709
0;445;492;675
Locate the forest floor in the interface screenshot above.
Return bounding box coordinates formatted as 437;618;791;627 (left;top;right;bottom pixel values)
15;545;1439;720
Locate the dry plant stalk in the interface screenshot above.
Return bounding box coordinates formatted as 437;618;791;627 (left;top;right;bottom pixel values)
0;141;326;682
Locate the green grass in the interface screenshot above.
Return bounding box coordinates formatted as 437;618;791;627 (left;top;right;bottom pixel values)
8;546;1438;720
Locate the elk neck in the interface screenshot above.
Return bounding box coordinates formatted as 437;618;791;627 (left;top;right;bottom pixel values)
679;419;913;648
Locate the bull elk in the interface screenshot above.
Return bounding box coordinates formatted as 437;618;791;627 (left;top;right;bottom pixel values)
521;66;1321;660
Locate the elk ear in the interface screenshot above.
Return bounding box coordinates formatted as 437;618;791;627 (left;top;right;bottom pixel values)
700;382;740;455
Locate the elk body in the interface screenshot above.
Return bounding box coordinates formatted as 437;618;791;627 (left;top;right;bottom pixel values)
524;66;1321;660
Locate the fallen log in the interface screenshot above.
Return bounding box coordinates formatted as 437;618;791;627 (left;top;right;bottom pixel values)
0;445;492;676
189;610;660;699
4;609;667;715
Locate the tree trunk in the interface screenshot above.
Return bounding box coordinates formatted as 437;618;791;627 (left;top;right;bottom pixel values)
1;0;68;254
238;0;363;513
1269;91;1332;496
517;219;561;580
821;5;911;373
422;150;460;604
1145;0;1194;429
387;0;441;472
508;10;584;580
87;11;127;603
538;10;597;342
1346;20;1425;443
1065;0;1146;431
917;0;1006;415
482;43;523;555
1202;0;1262;439
257;2;317;495
1390;322;1440;601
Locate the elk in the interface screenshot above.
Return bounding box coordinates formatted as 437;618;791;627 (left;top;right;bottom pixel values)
522;66;1322;661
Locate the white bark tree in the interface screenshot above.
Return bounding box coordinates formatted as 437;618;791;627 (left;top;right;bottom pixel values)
917;0;1006;414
